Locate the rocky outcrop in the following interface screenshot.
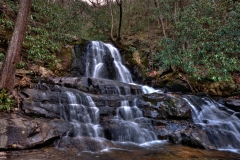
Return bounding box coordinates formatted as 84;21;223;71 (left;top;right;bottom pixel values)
142;93;191;119
201;81;237;97
43;77;143;95
168;126;216;150
20;77;143;119
0;115;73;149
0;76;217;151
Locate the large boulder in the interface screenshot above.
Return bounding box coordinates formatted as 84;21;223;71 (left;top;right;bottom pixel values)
181;128;216;150
169;126;216;150
142;93;191;119
0;115;73;149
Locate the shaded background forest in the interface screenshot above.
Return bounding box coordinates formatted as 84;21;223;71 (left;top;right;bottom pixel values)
0;0;240;95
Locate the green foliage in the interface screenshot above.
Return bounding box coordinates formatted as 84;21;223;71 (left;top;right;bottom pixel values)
5;0;18;12
0;16;14;29
17;61;25;69
0;52;5;61
31;0;90;40
127;46;137;52
23;26;61;63
154;0;240;81
0;90;14;112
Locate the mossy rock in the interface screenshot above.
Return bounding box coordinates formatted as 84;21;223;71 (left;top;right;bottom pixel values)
57;46;72;72
155;72;191;93
199;81;237;96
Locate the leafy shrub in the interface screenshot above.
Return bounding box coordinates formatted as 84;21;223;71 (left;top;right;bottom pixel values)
23;26;61;63
154;0;240;81
0;90;14;112
0;16;14;29
17;61;26;69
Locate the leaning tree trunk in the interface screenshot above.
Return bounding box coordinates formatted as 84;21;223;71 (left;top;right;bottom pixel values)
0;0;32;91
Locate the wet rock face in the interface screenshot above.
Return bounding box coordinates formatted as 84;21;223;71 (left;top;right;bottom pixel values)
71;44;87;77
224;99;240;112
142;93;191;119
0;116;73;149
103;54;117;80
13;77;218;151
168;125;216;150
181;128;216;150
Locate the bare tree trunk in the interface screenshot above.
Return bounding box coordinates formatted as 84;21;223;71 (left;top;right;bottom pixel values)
116;0;122;41
154;0;167;38
0;0;32;91
159;14;166;38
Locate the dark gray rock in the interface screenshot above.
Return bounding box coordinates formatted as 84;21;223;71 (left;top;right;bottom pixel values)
0;117;73;149
143;93;191;119
181;128;216;150
155;126;169;140
225;99;240;112
168;131;182;144
165;79;192;93
99;107;116;117
143;109;159;118
165;96;191;119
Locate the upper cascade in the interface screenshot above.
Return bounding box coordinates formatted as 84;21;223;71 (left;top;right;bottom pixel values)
84;41;133;83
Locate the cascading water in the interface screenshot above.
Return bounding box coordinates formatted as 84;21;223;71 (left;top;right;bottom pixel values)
111;99;157;143
16;40;240;158
141;85;161;94
84;41;162;94
62;91;103;138
85;41;133;83
72;41;240;152
184;95;240;152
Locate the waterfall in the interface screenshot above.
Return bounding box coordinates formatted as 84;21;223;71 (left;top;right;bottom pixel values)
72;41;240;149
112;99;157;143
62;91;103;138
85;41;133;83
184;95;240;152
81;41;162;94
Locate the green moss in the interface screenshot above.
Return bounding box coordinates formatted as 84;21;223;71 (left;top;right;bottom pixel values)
169;99;175;108
142;97;158;106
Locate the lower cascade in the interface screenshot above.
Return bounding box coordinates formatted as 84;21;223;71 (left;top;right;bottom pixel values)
14;41;240;155
110;100;157;143
63;91;103;138
184;95;240;152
